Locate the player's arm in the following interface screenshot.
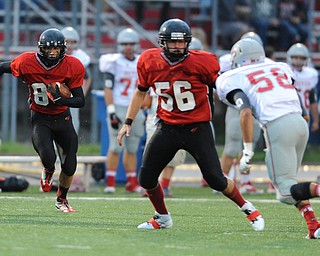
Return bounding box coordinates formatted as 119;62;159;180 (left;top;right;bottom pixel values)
309;87;319;132
117;85;148;146
82;68;92;96
53;87;85;108
0;61;12;75
102;72;122;129
227;89;254;174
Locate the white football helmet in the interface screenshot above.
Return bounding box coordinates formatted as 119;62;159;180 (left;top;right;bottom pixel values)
61;26;80;53
230;39;265;69
241;32;263;46
117;28;140;58
287;43;309;70
189;37;203;50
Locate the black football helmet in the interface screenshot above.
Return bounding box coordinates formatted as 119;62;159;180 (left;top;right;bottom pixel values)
37;28;67;67
158;19;192;62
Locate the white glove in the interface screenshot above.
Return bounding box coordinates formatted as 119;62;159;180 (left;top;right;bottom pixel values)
239;149;254;174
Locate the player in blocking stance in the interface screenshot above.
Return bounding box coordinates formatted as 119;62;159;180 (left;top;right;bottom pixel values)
216;38;320;239
118;19;264;231
0;28;85;212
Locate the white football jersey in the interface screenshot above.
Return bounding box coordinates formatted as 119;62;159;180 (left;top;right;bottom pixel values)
291;66;318;111
216;62;302;125
71;48;91;68
99;53;139;107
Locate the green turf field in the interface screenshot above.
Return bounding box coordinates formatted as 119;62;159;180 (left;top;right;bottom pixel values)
0;186;319;256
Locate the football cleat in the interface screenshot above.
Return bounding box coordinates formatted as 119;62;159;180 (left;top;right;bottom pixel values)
40;169;54;192
104;186;116;193
137;212;173;229
306;223;320;239
55;198;76;213
239;181;263;195
241;201;264;231
125;182;143;193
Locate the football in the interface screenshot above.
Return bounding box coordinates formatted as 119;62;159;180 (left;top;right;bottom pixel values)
55;82;72;98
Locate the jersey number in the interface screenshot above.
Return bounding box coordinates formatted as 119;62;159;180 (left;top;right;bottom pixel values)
247;67;293;92
154;81;196;112
31;83;49;106
120;78;137;96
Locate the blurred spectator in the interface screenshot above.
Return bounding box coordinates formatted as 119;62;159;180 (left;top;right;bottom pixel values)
218;0;252;49
244;0;280;47
134;1;170;28
277;0;309;50
191;27;210;51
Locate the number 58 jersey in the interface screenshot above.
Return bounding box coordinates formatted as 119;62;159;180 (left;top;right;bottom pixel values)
216;61;302;125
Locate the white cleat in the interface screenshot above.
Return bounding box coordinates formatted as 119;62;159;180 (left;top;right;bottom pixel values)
104;186;116;193
240;201;264;231
137;212;173;229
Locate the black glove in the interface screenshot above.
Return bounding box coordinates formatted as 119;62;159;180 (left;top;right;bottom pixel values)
109;113;122;129
46;83;62;103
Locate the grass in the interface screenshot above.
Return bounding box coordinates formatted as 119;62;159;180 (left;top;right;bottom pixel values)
0;186;320;256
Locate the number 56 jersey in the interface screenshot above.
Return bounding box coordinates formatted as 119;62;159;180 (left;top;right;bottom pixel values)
137;48;220;125
216;61;302;125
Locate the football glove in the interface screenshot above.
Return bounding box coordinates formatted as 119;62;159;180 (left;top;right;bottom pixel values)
46;83;62;103
239;149;254;174
109;113;122;130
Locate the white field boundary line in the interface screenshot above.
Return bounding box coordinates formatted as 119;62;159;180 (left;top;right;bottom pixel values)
0;196;319;204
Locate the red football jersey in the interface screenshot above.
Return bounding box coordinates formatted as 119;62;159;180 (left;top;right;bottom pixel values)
138;49;220;125
10;52;85;115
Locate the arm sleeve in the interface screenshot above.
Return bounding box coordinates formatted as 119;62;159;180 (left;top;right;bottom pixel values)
227;89;251;110
102;72;115;89
56;87;85;108
0;61;12;74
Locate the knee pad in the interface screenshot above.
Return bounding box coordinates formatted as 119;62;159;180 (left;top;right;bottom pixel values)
138;167;158;189
290;182;312;201
204;173;228;191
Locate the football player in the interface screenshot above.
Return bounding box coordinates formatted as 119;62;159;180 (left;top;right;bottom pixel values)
117;19;264;231
286;43;319;134
0;28;85;212
61;26;91;134
216;38;320;239
219;32;265;195
99;28;145;193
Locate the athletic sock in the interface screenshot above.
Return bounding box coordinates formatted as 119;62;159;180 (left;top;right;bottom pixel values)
106;170;116;187
161;177;171;188
146;184;168;214
126;170;138;186
225;184;246;207
299;204;318;233
57;185;69;200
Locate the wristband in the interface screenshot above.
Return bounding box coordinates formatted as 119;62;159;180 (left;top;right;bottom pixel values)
107;104;115;114
124;118;133;125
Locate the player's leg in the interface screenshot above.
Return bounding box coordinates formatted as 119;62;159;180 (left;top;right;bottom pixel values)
160;149;186;197
104;108;123;193
54;110;78;212
31;111;57;192
265;114;320;238
185;122;264;231
137;122;179;229
123;109;146;193
239;118;263;194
